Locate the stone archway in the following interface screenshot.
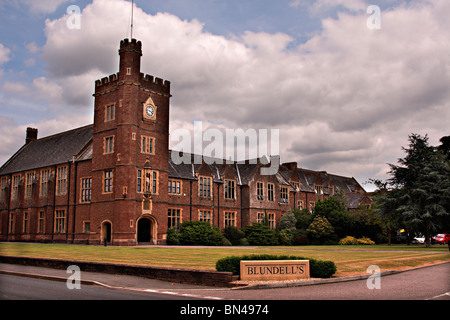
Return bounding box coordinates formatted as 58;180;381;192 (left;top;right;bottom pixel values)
137;216;157;244
101;221;112;245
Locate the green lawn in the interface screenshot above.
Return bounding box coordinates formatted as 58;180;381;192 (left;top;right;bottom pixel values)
0;243;448;277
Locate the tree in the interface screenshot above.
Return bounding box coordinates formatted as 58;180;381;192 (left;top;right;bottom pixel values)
374;187;405;245
438;135;450;160
313;193;353;239
277;210;298;245
278;210;297;231
381;134;450;247
293;208;313;230
306;216;336;244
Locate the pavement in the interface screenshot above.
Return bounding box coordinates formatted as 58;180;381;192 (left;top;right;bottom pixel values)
0;262;215;291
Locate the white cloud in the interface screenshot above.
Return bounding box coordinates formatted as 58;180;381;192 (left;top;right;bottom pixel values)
1;82;28;94
0;43;11;81
25;42;40;54
1;0;449;190
0;117;26;165
0;44;11;65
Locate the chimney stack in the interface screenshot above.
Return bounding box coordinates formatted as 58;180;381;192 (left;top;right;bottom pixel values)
26;127;38;145
282;162;298;171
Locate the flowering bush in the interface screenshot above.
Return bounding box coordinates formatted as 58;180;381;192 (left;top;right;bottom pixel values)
339;236;375;245
357;237;375;245
339;236;359;245
306;216;335;244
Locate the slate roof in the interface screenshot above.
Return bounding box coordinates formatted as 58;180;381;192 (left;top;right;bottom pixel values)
346;193;373;209
0;125;93;175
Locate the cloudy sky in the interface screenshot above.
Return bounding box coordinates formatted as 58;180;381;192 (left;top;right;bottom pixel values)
0;0;449;191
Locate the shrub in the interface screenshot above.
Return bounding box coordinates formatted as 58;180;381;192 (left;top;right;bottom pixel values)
339;236;375;245
306;216;336;244
221;237;232;246
357;237;375;245
293;229;310;245
244;223;278;246
309;259;337;278
293;235;310;245
293;208;314;230
216;254;336;278
170;221;225;246
239;238;250;246
339;236;359;245
278;210;297;230
278;228;295;245
166;227;181;245
223;226;245;246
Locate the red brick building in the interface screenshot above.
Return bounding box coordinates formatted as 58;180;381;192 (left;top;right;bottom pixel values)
0;39;367;245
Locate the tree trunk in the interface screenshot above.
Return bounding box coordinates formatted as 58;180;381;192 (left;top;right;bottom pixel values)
425;234;431;248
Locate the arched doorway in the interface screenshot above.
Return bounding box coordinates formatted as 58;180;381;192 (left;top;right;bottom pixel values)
101;221;112;245
137;216;156;244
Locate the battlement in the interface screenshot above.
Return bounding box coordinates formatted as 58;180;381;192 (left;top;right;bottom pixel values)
94;72;170;95
141;73;170;87
119;38;142;53
139;72;171;95
95;73;119;88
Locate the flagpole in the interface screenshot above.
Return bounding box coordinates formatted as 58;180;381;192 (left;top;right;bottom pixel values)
131;0;134;40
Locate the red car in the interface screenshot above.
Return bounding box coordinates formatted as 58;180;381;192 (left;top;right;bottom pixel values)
433;233;450;244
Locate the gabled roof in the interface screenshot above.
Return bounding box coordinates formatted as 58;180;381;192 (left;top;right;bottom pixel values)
346;193;373;209
0;125;93;175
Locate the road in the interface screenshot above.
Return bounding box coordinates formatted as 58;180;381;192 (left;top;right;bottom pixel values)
0;274;198;300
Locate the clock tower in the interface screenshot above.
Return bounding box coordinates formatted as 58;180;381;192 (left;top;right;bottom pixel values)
91;38;171;245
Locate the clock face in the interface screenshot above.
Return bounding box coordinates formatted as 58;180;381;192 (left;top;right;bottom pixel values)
146;106;154;117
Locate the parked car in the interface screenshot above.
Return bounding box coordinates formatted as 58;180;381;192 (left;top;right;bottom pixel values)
433;233;450;245
413;235;425;244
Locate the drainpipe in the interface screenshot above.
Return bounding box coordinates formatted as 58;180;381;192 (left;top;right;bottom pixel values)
51;165;57;242
5;175;11;241
240;185;243;229
216;182;220;229
189;180;192;221
66;161;71;242
72;158;78;244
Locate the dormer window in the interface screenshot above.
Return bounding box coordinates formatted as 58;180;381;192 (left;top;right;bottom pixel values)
199;176;211;198
224;179;236;199
280;186;289;203
314;185;323;194
257;182;264;200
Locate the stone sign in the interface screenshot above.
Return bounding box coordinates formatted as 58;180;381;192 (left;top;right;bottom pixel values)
240;260;310;281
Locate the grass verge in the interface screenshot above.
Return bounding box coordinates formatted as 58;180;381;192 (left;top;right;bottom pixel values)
0;243;448;277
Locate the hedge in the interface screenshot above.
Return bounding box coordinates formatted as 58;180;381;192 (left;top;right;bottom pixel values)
215;254;336;278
